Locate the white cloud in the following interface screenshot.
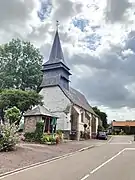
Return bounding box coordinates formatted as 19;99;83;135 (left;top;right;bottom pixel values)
1;0;135;122
106;0;133;23
0;0;41;43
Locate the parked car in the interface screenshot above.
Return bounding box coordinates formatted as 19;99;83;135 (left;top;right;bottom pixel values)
97;131;108;140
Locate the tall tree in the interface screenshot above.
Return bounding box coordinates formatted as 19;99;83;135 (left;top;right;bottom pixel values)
0;38;43;92
92;106;108;129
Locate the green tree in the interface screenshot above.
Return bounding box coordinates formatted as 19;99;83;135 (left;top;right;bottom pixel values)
0;89;43;123
0;38;43;92
92;106;108;129
5;106;21;125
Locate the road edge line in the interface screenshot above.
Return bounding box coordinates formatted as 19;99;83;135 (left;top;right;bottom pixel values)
90;148;126;174
107;136;113;143
0;145;94;179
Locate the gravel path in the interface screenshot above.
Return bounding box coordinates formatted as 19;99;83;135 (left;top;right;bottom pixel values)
0;140;99;174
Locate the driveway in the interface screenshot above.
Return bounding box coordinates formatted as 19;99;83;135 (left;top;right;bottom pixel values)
0;136;134;180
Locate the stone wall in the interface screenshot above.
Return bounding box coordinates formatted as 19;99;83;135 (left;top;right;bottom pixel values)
24;116;41;133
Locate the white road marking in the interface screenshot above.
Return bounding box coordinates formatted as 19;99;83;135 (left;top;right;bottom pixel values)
0;145;94;179
90;148;126;174
125;148;135;151
80;174;89;180
107;136;113;143
109;142;132;145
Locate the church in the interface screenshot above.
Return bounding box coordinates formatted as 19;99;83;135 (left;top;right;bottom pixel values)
39;27;99;140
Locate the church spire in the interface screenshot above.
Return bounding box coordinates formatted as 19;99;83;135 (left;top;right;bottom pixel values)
56;20;59;31
45;21;67;67
40;21;71;90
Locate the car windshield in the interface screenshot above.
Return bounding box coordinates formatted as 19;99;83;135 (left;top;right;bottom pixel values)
99;132;106;135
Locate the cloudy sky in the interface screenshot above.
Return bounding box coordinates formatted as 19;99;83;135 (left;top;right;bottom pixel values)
1;0;135;121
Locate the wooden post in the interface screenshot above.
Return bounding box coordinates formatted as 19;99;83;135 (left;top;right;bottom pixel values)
48;117;50;133
43;117;46;133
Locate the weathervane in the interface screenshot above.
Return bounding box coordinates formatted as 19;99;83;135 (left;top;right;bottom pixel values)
56;20;59;31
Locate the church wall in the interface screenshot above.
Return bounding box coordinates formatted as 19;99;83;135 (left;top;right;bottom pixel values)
74;105;95;139
39;86;71;130
96;116;99;133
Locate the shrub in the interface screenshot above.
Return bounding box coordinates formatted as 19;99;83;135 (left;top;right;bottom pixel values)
41;133;56;144
119;131;123;135
56;129;63;141
35;121;44;142
56;129;63;135
0;123;19;152
5;106;21;125
24;132;35;142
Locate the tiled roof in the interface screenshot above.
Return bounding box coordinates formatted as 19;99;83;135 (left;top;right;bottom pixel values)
44;30;68;67
62;87;97;116
24;105;58;118
112;121;135;127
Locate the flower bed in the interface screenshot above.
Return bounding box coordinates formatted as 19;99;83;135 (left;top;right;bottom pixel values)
24;122;63;145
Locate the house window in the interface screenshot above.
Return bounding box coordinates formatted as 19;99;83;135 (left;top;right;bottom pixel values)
81;113;84;123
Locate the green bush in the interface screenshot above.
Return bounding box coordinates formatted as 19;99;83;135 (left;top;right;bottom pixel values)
41;134;56;144
35;121;44;142
0;123;19;152
24;132;36;142
56;130;63;141
56;129;63;135
119;131;125;135
5;106;21;125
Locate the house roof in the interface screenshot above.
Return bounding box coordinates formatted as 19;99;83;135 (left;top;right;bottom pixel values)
62;87;98;116
24;105;58;118
112;121;135;127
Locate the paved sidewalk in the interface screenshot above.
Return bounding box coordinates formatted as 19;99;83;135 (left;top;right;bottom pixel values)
0;139;99;175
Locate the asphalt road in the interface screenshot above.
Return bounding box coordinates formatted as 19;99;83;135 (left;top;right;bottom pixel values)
0;136;135;180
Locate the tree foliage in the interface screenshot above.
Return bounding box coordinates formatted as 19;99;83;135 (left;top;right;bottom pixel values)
92;106;108;129
0;89;43;122
0;38;43;91
5;106;21;125
0;123;19;152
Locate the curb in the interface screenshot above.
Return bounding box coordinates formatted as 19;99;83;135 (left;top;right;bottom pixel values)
0;145;94;179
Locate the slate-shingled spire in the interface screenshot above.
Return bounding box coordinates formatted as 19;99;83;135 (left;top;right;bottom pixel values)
40;21;71;90
44;21;68;67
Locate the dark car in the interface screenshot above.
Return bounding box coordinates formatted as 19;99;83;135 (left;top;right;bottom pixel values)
97;131;107;140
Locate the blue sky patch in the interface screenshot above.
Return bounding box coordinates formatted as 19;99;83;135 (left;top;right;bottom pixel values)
38;0;52;21
85;33;101;50
72;18;89;32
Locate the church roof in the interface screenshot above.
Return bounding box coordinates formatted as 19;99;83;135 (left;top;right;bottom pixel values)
61;87;98;116
44;30;69;68
24;105;58;118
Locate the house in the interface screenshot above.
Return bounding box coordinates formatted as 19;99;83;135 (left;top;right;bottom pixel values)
39;28;99;140
112;121;135;135
24;105;58;133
